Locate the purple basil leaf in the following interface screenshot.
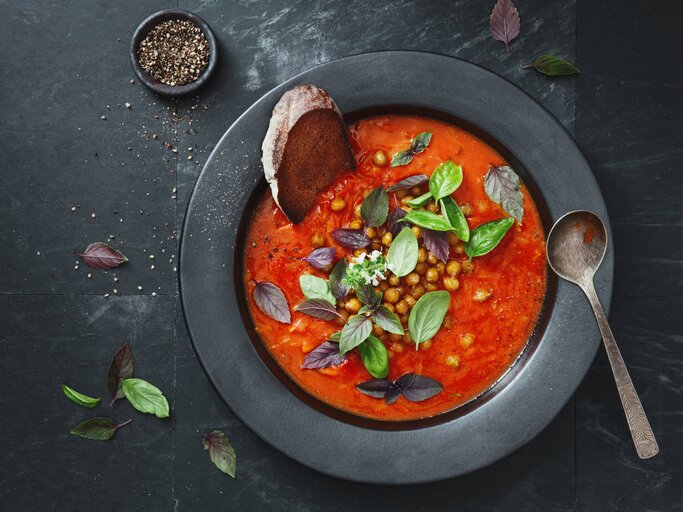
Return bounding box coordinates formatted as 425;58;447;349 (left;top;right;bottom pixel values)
202;430;237;478
395;373;417;390
253;281;291;324
423;228;450;264
411;132;432;154
400;374;443;402
329;259;350;299
360;186;389;227
107;342;134;403
301;247;336;269
356;283;382;308
385;384;402;405
484;165;524;224
69;417;132;441
331;229;370;249
388;206;408;237
76;242;128;270
294;298;342;321
489;0;520;54
356;378;392;398
373;305;404;335
302;341;347;370
386;174;429;192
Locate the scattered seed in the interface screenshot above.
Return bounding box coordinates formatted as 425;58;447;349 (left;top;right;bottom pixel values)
125;102;131;109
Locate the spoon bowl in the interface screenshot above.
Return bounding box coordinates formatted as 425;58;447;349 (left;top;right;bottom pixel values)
547;210;607;288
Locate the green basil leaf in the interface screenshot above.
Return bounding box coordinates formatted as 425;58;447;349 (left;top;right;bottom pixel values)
440;196;470;242
70;417;131;441
339;315;373;354
429;160;463;201
121;378;170;418
373;305;405;335
327;331;341;342
403;210;453;232
299;274;336;306
484;165;524;224
406;191;432;209
465;218;515;258
525;54;580;76
203;430;237;478
411;132;432;154
62;384;101;408
358;335;389;379
408;291;451;346
360;186;389;227
391;149;414;167
386;227;419;277
329;258;350;299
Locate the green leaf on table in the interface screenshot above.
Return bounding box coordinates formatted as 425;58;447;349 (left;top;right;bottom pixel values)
440;196;470;242
524;54;580;76
465;218;515;258
62;384;101;408
339;315;373;354
403;210;453;232
299;274;336;306
408;291;451;348
358;335;389;379
70;417;131;441
360;186;389;227
121;378;170;418
484;165;524;224
386;227;419;277
429;160;463;201
203;430;237;478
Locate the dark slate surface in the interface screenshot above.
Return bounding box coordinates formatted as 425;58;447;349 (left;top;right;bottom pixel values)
0;0;680;510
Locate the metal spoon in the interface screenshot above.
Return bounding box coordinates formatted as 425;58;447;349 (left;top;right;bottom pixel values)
547;210;659;459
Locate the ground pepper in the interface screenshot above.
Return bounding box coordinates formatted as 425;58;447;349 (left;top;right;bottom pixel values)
138;19;209;86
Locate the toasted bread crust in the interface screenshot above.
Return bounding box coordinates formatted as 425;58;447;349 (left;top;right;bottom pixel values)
261;84;355;223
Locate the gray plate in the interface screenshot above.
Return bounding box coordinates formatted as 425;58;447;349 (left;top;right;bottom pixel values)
179;51;613;484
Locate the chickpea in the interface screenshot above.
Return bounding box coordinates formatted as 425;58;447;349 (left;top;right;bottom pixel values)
416;262;428;275
446;260;462;276
388;333;403;343
385;288;400;304
410;186;422;196
330;198;345;211
404;295;416;308
370;242;382;252
401;195;415;205
462;259;475;274
411;226;423;239
445;354;460;367
353;248;364;258
425;268;439;282
391;343;404;353
443;277;460;291
426;283;439;292
454;241;466;255
372;324;385;337
413;285;426;298
437;262;446;275
354;204;362;218
383;302;396;313
400;314;409;324
381;231;393;246
473;288;492;302
388;275;400;286
302;340;315;353
349;219;363;230
378;225;387;235
402;333;413;345
379;281;389;291
311;233;325;248
396;189;408;199
427;252;438;264
459;333;475;349
345;298;362;313
395;299;409;315
372;150;388;166
366;227;377;239
448;233;460;246
405;272;420;286
397;286;406;296
421;340;433;350
417;247;428;263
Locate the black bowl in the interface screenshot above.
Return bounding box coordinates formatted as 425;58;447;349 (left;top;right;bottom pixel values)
130;9;218;97
179;51;614;483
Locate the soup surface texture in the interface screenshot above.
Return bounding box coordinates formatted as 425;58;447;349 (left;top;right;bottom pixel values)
244;115;547;421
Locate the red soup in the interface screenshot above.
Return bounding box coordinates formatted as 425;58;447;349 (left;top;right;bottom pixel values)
244;115;547;421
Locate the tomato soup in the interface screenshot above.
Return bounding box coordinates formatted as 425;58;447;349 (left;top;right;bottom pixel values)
243;115;547;421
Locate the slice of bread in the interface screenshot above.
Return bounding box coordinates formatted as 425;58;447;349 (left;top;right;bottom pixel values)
261;84;356;223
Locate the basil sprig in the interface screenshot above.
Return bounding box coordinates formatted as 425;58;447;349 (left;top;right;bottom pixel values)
358;335;389;379
429;160;463;201
391;132;432;167
386;227;418;277
440;196;470;242
360;186;389;227
408;291;451;348
465;218;514;258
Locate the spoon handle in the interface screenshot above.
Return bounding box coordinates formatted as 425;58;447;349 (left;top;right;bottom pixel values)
584;282;659;459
